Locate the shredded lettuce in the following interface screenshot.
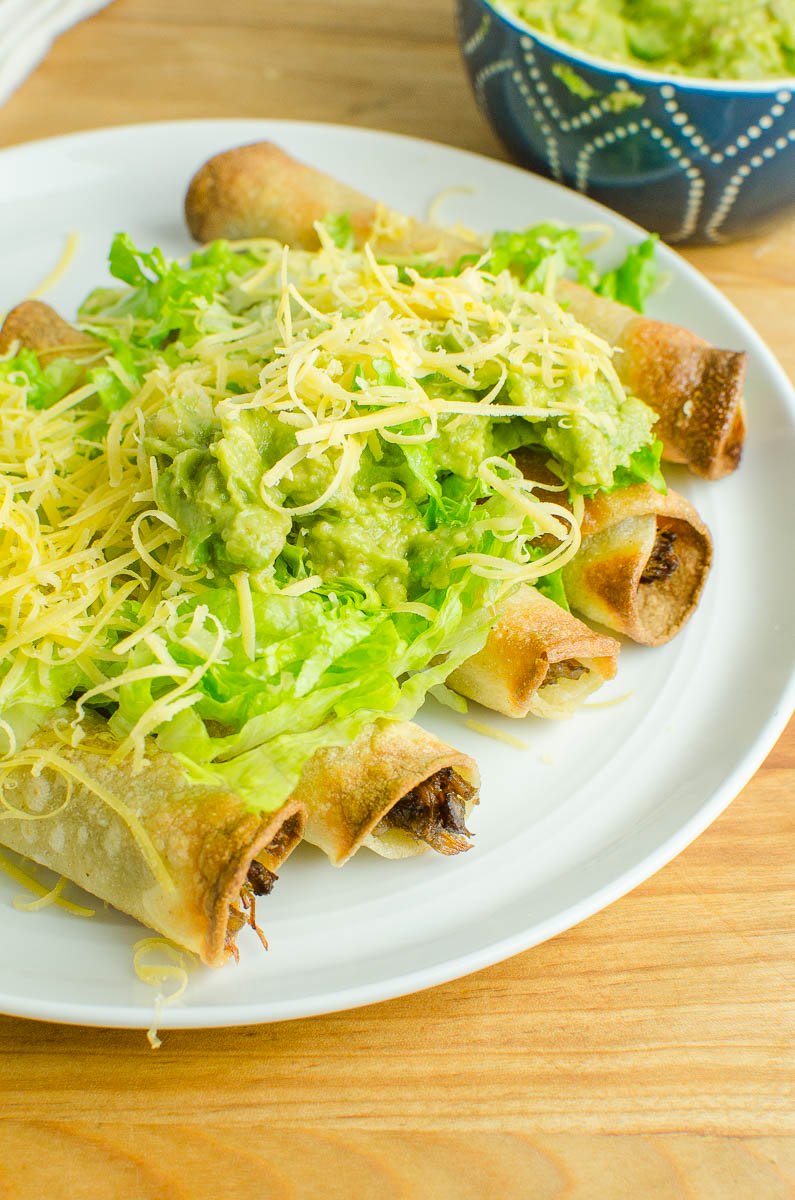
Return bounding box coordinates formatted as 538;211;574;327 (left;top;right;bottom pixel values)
82;233;262;349
321;212;355;251
610;438;667;493
0;350;82;411
596;236;659;312
486;224;600;291
329;209;660;312
352;357;406;390
485;225;659;313
105;576;495;811
535;568;570;612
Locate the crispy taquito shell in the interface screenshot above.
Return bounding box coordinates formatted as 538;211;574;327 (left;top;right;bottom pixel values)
297;720;479;865
0;300;103;363
185;141;474;264
447;586;619;719
0;711;305;966
556;280;746;480
561;484;712;646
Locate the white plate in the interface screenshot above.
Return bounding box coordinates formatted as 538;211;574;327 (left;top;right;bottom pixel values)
0;120;793;1030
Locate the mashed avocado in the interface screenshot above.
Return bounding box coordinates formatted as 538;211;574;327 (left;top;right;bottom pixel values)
502;0;795;81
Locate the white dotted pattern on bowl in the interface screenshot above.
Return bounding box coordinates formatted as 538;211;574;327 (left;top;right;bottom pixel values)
463;17;795;242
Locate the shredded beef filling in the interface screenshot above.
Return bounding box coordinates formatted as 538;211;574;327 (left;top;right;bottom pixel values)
229;865;276;958
641;529;679;584
224;861;281;959
543;657;587;686
247;859;278;896
377;767;476;855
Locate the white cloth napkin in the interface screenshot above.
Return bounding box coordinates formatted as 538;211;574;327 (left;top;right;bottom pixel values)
0;0;114;107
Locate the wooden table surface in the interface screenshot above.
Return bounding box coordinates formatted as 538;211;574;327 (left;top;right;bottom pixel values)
0;3;793;1197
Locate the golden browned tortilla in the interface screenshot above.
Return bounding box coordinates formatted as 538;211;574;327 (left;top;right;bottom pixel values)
0;712;483;961
561;484;713;646
185;141;475;264
556;279;746;480
298;720;479;864
0;299;103;362
0;710;305;967
447;586;619;719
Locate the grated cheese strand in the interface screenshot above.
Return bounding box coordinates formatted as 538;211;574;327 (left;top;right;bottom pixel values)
133;936;196;1048
26;232;80;301
0;848;95;917
464;718;528;750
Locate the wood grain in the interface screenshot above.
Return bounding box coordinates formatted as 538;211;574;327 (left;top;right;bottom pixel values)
0;2;793;1196
0;1128;793;1200
0;1;495;156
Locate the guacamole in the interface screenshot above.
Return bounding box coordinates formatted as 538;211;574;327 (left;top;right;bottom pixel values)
501;0;795;81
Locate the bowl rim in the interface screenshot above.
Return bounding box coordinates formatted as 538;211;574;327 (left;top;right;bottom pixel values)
472;0;795;93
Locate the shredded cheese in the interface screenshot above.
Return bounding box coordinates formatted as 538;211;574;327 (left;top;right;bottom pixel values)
583;691;634;709
26;232;80;300
221;245;622;533
232;572;256;661
464;718;528;750
133;936;195;1049
426;185;477;230
0;848;94;917
13;874;68;911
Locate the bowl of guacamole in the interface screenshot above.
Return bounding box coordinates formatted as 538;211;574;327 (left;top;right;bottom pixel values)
456;0;795;241
500;1;795;82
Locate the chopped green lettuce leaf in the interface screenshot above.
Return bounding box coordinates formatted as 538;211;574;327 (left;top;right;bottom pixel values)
0;349;82;410
535;569;570;612
486;224;600;291
486;225;659;314
321;212;355;251
85;233;262;350
609;438;667;493
596;236;659;312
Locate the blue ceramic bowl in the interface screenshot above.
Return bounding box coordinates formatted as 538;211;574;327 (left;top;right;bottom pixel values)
455;0;795;243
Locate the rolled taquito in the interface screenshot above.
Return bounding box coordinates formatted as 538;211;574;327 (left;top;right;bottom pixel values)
560;483;713;646
185;143;746;480
298;720;479;865
0;299;104;362
555;279;746;480
185;140;475;264
447;585;620;719
0;710;305;967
